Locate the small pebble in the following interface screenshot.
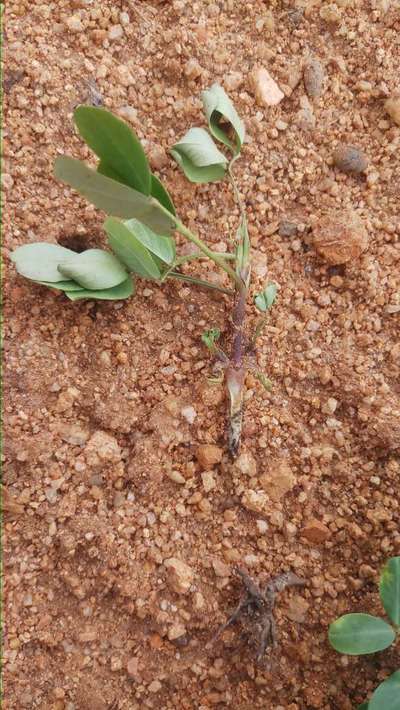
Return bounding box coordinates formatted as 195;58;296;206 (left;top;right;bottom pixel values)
251;66;284;106
384;95;400;126
279;220;298;238
312;209;368;265
333;144;368;174
108;24;123;41
303;58;324;98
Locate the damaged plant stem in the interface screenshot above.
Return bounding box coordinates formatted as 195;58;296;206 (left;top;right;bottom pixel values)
10;83;276;456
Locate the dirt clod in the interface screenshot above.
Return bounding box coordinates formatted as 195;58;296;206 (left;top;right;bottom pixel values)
312;209;368;264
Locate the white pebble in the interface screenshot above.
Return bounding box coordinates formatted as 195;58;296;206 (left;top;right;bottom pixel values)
181;406;197;424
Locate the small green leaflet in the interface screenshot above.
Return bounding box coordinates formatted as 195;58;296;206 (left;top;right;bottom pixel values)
151;174;176;216
328;613;395;655
104;218;161;280
54;157;175;235
379;556;400;627
10;243;77;283
369;670;400;710
202;328;221;351
37;280;84;292
74;106;151;195
65;275;135;301
58;249;128;290
170;127;227;183
124;219;175;266
254;283;277;312
202;83;245;155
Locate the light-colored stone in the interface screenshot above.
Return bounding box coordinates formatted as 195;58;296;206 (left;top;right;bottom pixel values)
284;595;309;622
196;445;223;468
235;451;257;477
66;15;84;32
84;431;121;467
241;489;268;514
56;422;90;446
259;460;296;501
168;622;186;640
201;471;216;493
117;106;137;122
181;406;197;425
166;469;186;485
212;558;231;577
251;66;284;106
108;24;123;40
164;557;194;594
384;95;400;126
127;657;141;680
301;519;331;544
224;72;243;91
312;209;368;265
184;58;202;79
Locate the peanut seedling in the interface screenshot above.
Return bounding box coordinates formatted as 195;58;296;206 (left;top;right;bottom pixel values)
11;85;276;456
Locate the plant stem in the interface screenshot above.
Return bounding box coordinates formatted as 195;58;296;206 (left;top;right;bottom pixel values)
154;201;242;289
226;283;247;456
167;271;233;295
174;219;242;288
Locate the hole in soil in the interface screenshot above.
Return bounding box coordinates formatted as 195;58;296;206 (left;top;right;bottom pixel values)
57;234;91;253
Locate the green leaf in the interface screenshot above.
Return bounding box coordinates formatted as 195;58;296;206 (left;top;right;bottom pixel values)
37;280;84;292
328;614;395;655
104;218;161;280
202;83;245;155
202;328;221;351
10;243;77;282
58;249;128;290
65;275;135;301
124;219;175;265
254;283;277;312
54;157;175;235
151;173;176;215
369;671;400;710
170;127;227;183
74;105;151;194
380;557;400;627
358;703;369;709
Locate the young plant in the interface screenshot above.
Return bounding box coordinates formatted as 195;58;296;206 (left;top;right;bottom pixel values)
10;85;276;456
328;556;400;709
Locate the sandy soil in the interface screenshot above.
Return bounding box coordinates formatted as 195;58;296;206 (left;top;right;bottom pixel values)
3;1;400;708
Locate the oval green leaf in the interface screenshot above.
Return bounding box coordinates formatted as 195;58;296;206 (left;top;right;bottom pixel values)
58;249;128;289
151;174;176;215
104;218;161;280
37;280;84;292
170;127;227;184
369;671;400;710
124;219;175;265
380;557;400;627
328;613;395;655
10;243;77;282
254;283;277;312
54;157;175;235
202;83;245;155
74;106;151;195
65;275;135;301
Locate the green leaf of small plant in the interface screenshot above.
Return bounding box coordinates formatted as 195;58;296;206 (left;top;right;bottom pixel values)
170;127;228;183
254;283;277;312
369;670;400;710
54;157;175;235
150;174;176;215
202;328;221;351
202;83;245;155
201;328;221;352
65;275;135;301
57;249;128;290
328;613;395;655
74;106;151;195
104;218;161;280
379;557;400;627
10;243;77;283
124;219;175;266
37;280;84;292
